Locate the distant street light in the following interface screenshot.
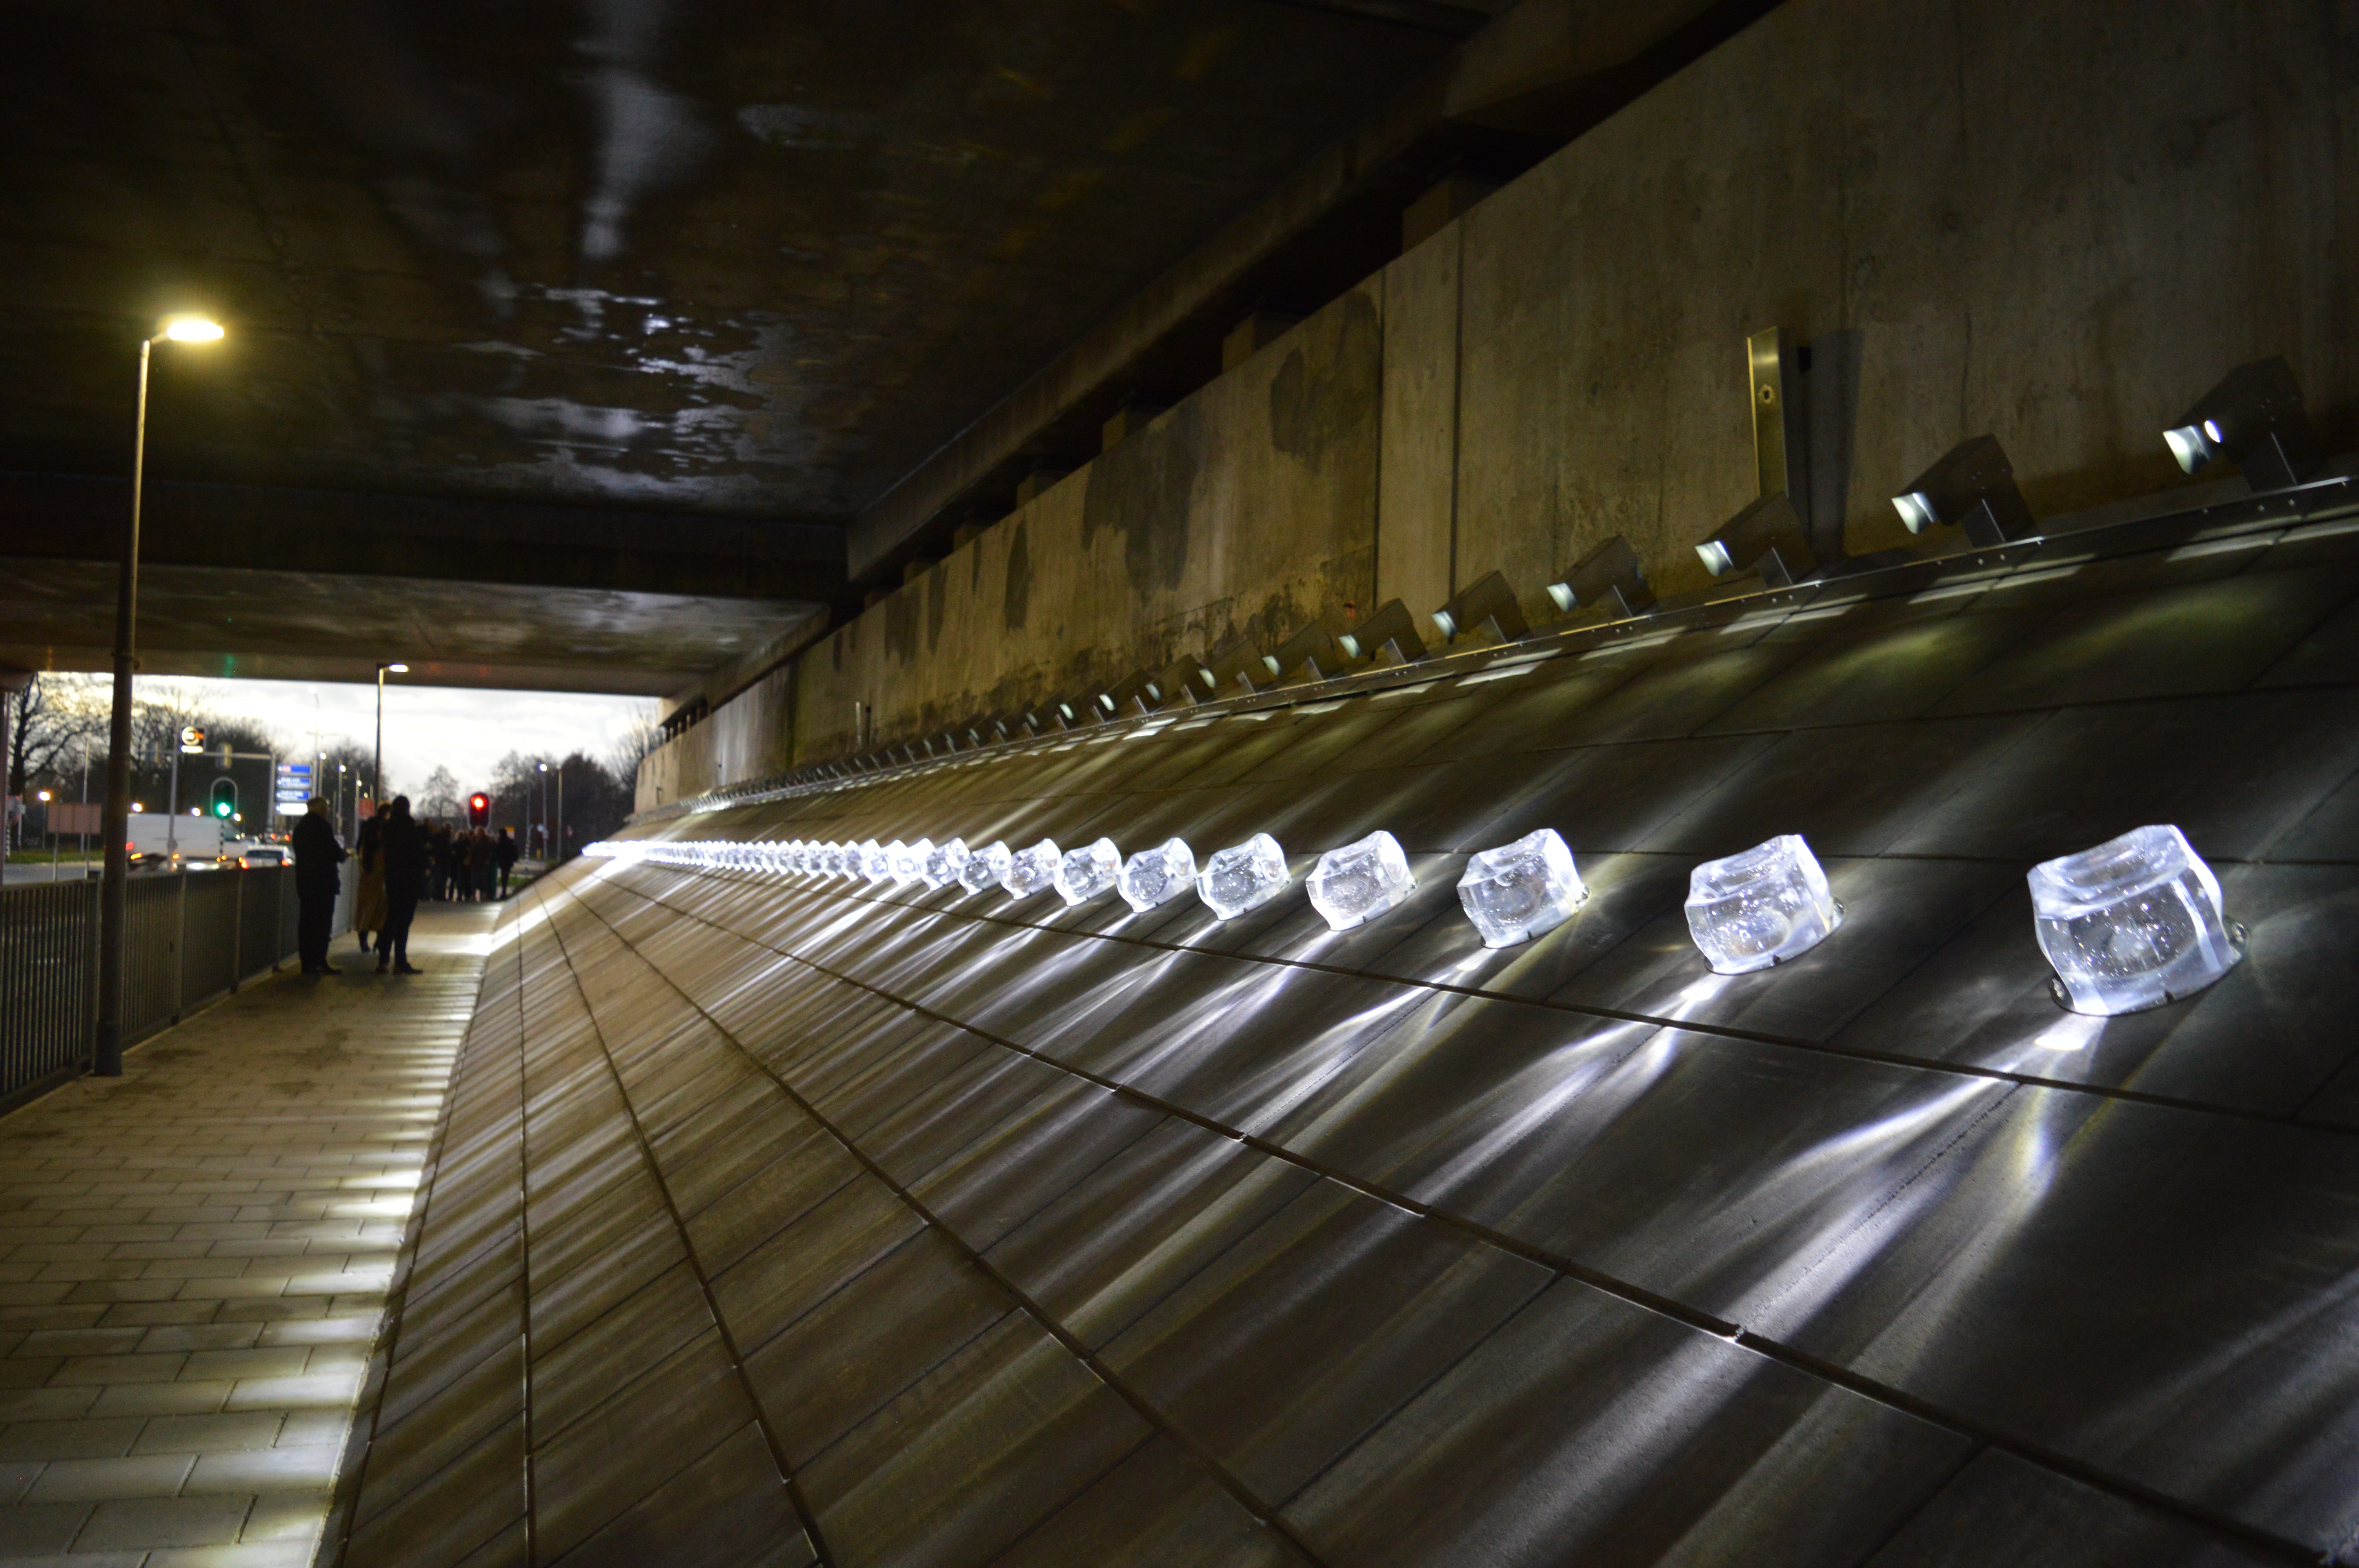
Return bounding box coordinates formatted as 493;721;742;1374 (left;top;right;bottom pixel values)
374;662;407;806
97;314;224;1079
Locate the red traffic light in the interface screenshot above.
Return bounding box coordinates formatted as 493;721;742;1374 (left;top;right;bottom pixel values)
467;792;491;828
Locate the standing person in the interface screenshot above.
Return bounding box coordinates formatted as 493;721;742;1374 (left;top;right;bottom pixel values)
473;829;498;902
289;797;347;975
427;823;450;902
378;796;425;975
352;814;387;956
495;826;518;898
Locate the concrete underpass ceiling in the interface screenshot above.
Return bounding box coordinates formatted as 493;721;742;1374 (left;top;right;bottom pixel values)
0;0;1474;521
0;556;817;696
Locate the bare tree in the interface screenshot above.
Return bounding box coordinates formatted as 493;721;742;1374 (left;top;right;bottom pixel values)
605;701;663;786
7;675;108;797
419;766;462;824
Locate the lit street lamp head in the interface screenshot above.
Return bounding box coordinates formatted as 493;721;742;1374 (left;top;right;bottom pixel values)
159;316;225;343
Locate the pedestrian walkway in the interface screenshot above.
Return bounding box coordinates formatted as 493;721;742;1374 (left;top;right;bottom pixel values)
0;904;493;1566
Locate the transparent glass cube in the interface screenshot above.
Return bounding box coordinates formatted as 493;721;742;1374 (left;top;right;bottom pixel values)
1198;833;1290;920
856;839;887;880
923;838;970;889
1003;839;1061;900
1684;833;1843;975
1055;838;1121;906
1119;838;1197;912
2029;824;2243;1015
891;838;932;882
959;840;1012;895
1457;829;1588;947
1307;831;1415;931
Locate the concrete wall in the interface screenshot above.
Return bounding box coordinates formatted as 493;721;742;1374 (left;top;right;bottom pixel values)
643;0;2357;807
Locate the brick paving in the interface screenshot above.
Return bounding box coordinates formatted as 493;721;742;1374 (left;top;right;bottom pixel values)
0;906;493;1566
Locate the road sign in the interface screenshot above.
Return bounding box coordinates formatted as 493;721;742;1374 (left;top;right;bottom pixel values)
179;725;206;753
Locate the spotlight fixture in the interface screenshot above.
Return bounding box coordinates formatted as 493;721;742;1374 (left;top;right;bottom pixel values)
1152;655;1221;707
1003;839;1061;899
1306;831;1415;931
1265;614;1355;685
1457;829;1587;947
1118;838;1197;911
1335;599;1427;666
1430;571;1527;644
1198;833;1290;919
1890;435;2036;546
1546;535;1655;619
1096;672;1161;719
2029;824;2243;1015
959;841;1013;894
2162;356;2321;493
1684;834;1843;974
1694;494;1817;588
923;838;970;889
1054;838;1122;905
1207;642;1278;697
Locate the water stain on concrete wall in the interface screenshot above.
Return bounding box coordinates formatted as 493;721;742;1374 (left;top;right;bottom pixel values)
1080;399;1201;595
925;560;947;654
1003;517;1031;629
1270;290;1380;465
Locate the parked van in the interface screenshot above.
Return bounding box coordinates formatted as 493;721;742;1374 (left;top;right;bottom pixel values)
128;814;222;867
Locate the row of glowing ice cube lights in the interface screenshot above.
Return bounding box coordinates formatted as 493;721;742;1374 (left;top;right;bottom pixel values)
585;820;2246;1019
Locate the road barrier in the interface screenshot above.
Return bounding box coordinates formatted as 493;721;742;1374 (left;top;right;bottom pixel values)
0;865;351;1112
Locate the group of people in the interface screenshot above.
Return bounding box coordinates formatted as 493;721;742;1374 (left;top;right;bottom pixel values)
422;822;516;903
286;795;521;976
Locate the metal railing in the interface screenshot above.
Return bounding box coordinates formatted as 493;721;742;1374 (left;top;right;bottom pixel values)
0;864;345;1112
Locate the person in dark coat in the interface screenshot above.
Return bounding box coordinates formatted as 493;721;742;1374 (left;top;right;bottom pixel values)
495;827;518;898
289;796;347;975
378;796;426;975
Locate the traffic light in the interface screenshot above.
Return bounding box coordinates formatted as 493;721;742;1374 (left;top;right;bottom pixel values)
468;792;491;828
209;779;237;819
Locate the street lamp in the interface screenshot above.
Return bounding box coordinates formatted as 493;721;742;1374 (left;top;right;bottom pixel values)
536;760;548;858
374;662;407;807
97;313;224;1078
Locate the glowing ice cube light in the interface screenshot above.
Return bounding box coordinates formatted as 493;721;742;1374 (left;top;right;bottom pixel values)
1055;838;1121;906
960;840;1012;895
1119;839;1197;912
1684;833;1843;974
1307;831;1414;931
1457;829;1587;947
1199;833;1290;920
924;838;970;889
1003;839;1061;900
2029;824;2243;1016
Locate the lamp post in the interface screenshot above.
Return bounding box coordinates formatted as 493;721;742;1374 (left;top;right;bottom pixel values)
96;314;223;1079
536;760;548;860
374;662;407;808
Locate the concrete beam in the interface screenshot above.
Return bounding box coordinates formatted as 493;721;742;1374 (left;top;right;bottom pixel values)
0;557;826;697
845;0;1779;583
0;472;850;606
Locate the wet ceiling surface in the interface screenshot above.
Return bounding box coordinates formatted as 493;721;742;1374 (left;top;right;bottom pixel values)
0;0;1459;523
330;484;2359;1565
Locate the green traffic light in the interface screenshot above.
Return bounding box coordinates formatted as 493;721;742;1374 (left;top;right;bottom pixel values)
214;800;232;818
